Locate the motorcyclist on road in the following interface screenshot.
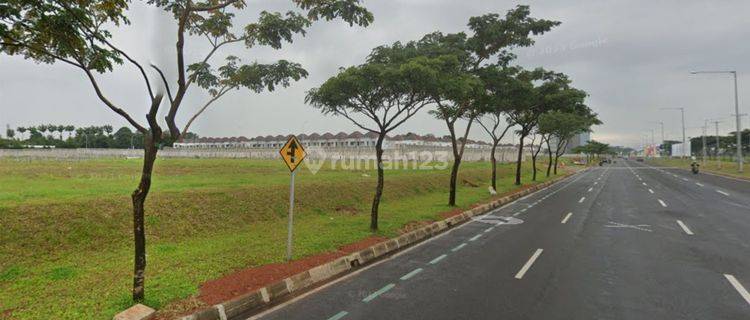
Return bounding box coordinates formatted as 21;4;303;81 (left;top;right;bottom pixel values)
690;156;700;174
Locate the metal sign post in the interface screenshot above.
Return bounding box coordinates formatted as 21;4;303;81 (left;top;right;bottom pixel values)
279;135;306;262
287;170;295;261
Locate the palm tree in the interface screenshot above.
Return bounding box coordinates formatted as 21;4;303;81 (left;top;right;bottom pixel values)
65;125;75;139
56;125;65;140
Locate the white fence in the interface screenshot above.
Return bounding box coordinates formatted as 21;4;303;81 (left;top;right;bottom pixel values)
0;145;528;163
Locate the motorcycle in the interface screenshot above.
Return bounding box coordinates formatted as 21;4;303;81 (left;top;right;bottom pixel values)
691;162;700;174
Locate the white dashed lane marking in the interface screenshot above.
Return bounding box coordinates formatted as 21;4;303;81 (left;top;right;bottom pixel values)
515;249;543;280
676;220;694;235
561;212;573;224
724;274;750;306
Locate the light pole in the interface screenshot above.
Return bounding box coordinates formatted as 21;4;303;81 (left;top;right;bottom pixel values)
691;71;743;172
649;120;665;156
661;107;686;157
712;120;722;168
702;120;708;165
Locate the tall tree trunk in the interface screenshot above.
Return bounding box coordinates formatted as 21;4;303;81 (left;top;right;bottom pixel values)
553;140;567;175
446;117;474;206
370;133;385;231
131;135;157;301
490;139;499;191
132;95;163;302
546;138;553;177
515;133;525;185
447;120;459;206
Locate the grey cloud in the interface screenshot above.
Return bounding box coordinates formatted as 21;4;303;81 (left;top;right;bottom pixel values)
1;0;749;148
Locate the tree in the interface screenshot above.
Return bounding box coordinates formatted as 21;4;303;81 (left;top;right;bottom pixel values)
6;127;15;139
538;109;600;176
476;65;520;191
417;5;559;205
504;68;578;185
526;129;547;181
2;0;372;302
306;42;441;231
113;126;134;149
65;125;75;139
17;127;26;140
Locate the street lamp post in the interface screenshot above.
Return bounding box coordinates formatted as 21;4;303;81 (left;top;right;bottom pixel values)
649;120;666;156
702;120;708;165
691;70;744;172
661;107;686;158
712;120;722;168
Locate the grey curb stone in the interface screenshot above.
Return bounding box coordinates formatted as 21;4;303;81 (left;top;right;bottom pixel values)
177;171;579;320
113;304;155;320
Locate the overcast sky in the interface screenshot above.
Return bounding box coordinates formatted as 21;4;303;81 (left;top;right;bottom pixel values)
2;0;749;148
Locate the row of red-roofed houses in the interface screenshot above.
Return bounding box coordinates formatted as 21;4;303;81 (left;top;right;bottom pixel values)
172;131;492;150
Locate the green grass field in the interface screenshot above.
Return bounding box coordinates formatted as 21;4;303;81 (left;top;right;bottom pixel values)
0;157;561;319
647;157;750;179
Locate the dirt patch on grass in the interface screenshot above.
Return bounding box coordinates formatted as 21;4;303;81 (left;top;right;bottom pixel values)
197;236;387;306
334;205;359;215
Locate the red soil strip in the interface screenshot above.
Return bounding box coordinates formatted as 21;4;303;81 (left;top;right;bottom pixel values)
197;236;387;306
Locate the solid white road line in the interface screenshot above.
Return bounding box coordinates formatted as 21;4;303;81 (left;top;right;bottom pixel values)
724;274;750;306
648;188;654;194
561;212;573;224
716;190;730;196
696;182;704;187
658;199;667;207
515;249;544;279
579;197;586;203
676;220;694;235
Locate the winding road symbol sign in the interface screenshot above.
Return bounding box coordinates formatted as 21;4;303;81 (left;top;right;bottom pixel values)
279;135;306;172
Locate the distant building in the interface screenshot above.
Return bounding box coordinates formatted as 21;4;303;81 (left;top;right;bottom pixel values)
172;131;491;150
564;132;591;153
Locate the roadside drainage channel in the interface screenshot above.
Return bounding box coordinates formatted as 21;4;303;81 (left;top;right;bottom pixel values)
116;169;583;320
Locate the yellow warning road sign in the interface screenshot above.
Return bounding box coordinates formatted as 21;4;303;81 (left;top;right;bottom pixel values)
279;135;306;172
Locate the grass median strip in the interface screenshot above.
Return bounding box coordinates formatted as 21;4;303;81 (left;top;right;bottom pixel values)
362;284;396;303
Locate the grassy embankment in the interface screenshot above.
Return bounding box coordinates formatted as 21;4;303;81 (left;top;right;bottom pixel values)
0;157;563;319
647;157;750;179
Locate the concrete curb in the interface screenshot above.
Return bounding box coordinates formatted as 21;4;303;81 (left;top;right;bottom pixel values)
178;170;582;320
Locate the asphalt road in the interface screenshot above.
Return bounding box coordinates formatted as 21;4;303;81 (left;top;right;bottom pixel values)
250;160;750;320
